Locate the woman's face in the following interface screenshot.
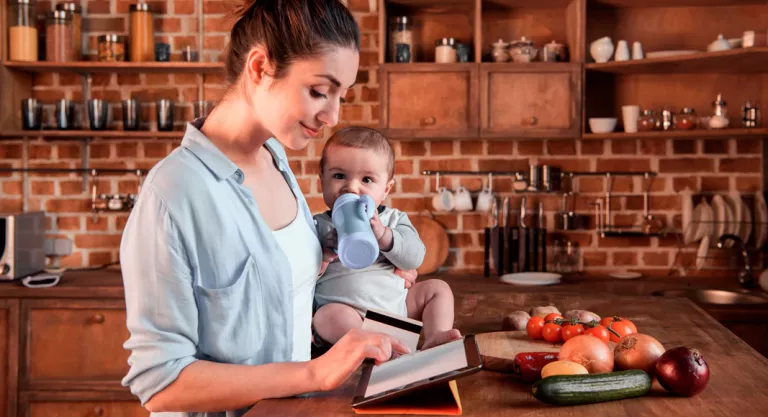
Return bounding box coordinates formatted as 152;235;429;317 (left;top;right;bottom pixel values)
253;46;359;151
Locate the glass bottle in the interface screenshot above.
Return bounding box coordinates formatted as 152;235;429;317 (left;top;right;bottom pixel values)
676;108;697;130
389;16;413;63
130;3;155;62
637;109;657;131
46;10;73;62
55;2;81;60
8;0;38;61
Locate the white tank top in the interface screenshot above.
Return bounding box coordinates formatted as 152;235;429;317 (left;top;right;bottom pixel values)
272;210;322;362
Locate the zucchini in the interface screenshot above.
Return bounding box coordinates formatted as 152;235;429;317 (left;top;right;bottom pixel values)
532;370;652;406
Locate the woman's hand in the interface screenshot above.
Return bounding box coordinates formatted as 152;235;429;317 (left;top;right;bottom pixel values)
308;328;410;392
393;268;418;289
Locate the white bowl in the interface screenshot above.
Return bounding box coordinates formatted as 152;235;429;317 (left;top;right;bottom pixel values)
589;118;617;133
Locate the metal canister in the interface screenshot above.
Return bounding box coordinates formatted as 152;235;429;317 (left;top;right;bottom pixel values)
661;107;675;130
742;101;760;128
542;165;562;192
542;41;568;62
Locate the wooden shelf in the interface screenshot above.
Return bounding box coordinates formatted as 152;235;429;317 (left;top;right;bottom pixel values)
591;0;766;7
585;47;768;74
2;61;224;74
583;128;768;140
0;130;182;139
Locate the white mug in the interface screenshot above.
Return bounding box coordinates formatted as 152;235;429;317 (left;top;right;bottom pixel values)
432;187;455;212
622;105;640;133
475;187;495;212
615;40;630;61
453;186;473;212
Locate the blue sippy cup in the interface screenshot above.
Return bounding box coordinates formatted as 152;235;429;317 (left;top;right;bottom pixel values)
332;193;379;269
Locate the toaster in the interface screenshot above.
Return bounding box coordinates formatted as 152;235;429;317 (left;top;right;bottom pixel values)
0;211;47;280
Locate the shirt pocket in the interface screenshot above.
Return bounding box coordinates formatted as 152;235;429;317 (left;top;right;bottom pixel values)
196;255;266;363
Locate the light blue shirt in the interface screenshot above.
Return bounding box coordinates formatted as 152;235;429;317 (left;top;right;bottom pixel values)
119;119;318;417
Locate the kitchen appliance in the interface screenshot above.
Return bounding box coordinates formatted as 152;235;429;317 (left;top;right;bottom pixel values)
0;211;46;280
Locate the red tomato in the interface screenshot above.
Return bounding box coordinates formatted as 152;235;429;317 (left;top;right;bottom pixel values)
527;316;545;340
542;323;563;343
562;324;585;341
584;325;611;344
600;316;637;343
544;313;564;323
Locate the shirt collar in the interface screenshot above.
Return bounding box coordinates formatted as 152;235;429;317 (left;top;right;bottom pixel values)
181;118;291;183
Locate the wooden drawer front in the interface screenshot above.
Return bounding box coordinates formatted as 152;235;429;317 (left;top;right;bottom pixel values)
1;301;20;417
382;64;478;138
28;401;148;417
23;300;129;389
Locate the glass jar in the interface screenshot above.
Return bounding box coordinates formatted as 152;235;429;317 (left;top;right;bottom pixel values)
676;107;697;130
46;10;73;62
130;3;155;62
661;107;675;130
389;16;412;63
637;109;657;131
709;93;729;129
8;0;38;61
98;34;126;61
455;43;470;62
742;101;760;128
55;2;81;60
435;37;456;63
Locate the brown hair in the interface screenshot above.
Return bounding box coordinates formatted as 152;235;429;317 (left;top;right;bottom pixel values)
225;0;360;84
320;126;395;179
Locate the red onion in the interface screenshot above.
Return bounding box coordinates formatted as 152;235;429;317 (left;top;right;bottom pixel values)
655;347;710;396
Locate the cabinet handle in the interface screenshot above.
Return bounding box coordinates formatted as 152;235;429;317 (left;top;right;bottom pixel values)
94;406;105;416
420;116;436;126
91;314;105;324
530;116;538;126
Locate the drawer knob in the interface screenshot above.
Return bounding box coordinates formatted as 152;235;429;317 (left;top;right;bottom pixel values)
530;116;538;125
420;116;436;126
94;406;104;416
92;314;105;324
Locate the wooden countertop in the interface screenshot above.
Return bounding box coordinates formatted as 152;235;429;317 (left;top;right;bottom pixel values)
245;286;768;417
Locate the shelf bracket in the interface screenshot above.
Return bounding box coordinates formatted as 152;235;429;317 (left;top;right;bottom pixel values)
81;138;90;192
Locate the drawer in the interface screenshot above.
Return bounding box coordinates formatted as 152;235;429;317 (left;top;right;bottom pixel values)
21;300;129;390
26;400;147;417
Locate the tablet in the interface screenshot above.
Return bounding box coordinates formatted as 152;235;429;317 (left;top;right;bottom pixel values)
351;334;483;408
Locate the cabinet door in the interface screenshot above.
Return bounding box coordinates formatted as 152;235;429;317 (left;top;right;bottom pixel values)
381;63;479;138
480;63;581;138
0;300;20;417
21;299;129;391
21;392;147;417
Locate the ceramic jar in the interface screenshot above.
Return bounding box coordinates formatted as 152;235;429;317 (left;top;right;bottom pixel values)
491;38;510;63
590;36;614;63
509;36;538;63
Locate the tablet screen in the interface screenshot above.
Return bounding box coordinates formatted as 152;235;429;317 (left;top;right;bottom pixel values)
364;337;469;398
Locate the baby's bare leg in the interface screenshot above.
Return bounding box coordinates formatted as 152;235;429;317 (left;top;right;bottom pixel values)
406;279;462;349
313;303;363;344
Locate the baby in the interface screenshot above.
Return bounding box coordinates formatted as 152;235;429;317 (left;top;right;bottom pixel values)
312;126;461;350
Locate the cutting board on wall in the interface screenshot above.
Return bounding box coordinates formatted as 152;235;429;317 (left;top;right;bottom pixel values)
410;214;449;275
476;331;562;373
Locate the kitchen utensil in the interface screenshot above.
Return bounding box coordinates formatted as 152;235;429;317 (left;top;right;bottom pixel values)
54;99;76;130
122;99;141;130
476;330;561;373
682;188;696;244
156;99;175;131
739;199;752;246
453;186;473;212
755;192;768;249
521;196;529;272
21;98;43;130
155;42;170;61
498;196;509;275
631;41;643;59
491;38;510;63
622;105;640;133
696;236;710;270
609;271;642;280
528;164;541;192
476;174;495;212
693;199;714;242
507;224;519;274
707;34;731;52
509;36;538;63
589;117;617;133
541;165;561;193
431;187;454;211
87;99;109;130
539;202;546;272
615;40;630;61
589;36;614;63
542;40;567;62
182;45;199;62
499;272;561;286
490;198;499;275
410;213;449;276
484;201;492;278
742;101;760;128
645;50;699;59
332;193;378;269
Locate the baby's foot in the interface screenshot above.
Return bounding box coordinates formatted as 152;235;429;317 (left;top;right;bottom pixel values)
422;329;462;350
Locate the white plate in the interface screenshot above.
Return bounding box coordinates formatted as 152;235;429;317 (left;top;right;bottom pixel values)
682;188;696;244
755;192;768;249
694;199;713;242
646;50;701;59
696;235;710;271
499;272;562;286
740;196;752;245
711;195;726;242
609;271;643;280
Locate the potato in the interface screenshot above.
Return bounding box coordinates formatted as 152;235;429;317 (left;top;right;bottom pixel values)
502;311;531;331
530;305;561;318
563;310;601;324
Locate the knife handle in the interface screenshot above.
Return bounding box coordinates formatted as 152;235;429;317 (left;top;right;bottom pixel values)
509;227;519;274
484;228;490;278
532;228;539;272
541;228;547;272
523;228;530;272
496;227;505;275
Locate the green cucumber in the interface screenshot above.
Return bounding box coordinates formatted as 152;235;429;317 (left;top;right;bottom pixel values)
532;370;652;406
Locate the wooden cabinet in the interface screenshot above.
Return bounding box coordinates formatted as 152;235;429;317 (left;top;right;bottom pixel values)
380;63;479;139
21;300;130;391
0;300;19;417
480;63;581;138
21;392;149;417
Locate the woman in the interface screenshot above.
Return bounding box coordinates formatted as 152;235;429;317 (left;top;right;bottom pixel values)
120;1;414;415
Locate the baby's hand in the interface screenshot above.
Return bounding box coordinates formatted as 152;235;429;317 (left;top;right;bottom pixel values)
370;211;387;241
321;228;338;251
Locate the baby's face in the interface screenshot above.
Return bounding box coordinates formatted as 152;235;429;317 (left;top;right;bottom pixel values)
321;145;394;209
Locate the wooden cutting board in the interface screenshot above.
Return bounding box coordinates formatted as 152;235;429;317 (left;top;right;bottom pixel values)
475;331;562;373
410;215;449;275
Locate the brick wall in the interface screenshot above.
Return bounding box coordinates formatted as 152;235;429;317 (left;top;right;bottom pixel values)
0;0;763;275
